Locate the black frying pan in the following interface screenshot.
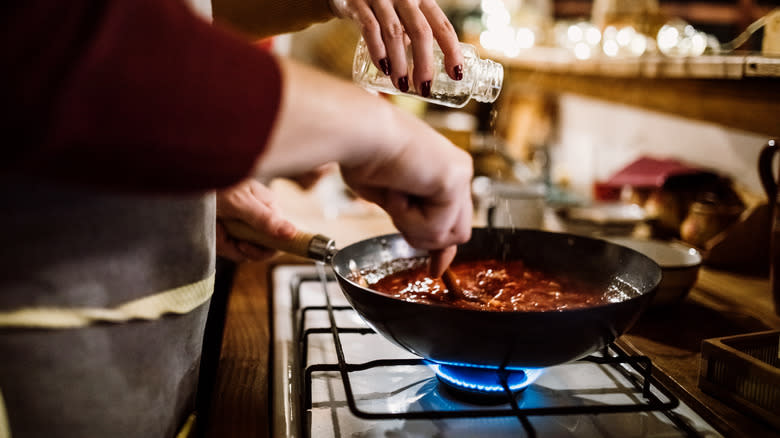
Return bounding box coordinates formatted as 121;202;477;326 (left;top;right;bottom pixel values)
225;222;661;368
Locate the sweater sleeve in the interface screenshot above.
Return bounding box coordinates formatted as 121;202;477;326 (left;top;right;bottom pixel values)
212;0;335;40
3;0;282;193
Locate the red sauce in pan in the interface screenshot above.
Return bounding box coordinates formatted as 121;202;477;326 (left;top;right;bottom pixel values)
371;258;614;312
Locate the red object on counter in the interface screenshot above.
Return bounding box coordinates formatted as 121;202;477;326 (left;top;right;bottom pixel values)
593;157;717;201
603;157;711;189
592;183;623;201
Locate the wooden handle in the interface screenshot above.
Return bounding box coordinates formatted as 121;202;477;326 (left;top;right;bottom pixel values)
442;268;482;303
221;219;318;259
441;269;460;297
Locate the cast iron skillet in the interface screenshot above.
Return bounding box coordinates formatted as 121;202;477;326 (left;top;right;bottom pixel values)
224;222;662;369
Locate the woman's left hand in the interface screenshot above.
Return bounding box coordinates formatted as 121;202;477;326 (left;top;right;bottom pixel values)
330;0;464;96
216;179;297;262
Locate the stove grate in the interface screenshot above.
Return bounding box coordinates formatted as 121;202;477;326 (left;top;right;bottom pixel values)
293;272;700;438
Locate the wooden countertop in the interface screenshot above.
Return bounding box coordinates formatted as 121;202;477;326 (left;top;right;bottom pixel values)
204;179;780;438
619;269;780;438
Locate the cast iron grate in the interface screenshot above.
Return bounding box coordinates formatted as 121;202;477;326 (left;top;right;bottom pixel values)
293;271;700;438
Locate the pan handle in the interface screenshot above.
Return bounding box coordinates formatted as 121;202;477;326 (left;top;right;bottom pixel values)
221;219;336;262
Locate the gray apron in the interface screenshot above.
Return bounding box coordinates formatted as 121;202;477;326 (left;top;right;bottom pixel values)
0;174;215;437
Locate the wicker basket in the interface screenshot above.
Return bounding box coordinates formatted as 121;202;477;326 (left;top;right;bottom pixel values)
699;330;780;430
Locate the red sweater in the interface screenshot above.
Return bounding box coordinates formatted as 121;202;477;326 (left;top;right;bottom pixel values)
2;0;281;193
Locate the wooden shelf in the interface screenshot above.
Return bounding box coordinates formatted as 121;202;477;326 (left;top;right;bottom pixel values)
491;48;780;136
495;48;780;79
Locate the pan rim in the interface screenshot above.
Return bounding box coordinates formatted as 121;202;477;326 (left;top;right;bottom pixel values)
332;228;662;315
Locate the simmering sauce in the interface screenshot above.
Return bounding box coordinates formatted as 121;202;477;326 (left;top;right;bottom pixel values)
371;258;615;312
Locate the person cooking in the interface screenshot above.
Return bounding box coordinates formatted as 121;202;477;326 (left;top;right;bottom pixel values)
0;0;472;437
213;0;466;264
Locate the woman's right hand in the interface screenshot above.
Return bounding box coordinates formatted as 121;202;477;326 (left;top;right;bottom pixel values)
254;58;473;274
339;106;473;275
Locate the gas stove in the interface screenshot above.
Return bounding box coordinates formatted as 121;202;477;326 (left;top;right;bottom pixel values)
270;264;722;437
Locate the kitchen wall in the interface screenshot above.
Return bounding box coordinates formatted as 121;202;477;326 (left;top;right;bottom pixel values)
550;93;772;200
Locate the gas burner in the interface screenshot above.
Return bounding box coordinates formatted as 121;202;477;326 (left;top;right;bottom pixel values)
273;267;717;438
428;362;544;404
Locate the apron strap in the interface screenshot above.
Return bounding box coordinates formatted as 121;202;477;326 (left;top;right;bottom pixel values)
175;413;197;438
0;273;215;329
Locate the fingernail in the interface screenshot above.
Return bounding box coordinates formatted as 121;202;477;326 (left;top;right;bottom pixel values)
453;65;463;81
398;76;409;92
420;80;431;98
379;58;391;76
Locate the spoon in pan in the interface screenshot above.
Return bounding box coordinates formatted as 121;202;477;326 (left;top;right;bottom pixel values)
442;269;488;304
441;268;467;301
430;249;476;302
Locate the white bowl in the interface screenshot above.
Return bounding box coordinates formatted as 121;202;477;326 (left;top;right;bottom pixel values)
605;237;702;308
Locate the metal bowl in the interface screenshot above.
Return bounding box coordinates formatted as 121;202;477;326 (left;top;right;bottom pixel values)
605;237;702;308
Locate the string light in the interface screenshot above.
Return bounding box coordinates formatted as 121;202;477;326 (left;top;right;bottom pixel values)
657;21;709;56
479;0;539;55
600;25;647;57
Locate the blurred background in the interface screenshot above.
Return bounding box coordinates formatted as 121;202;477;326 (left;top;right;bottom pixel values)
270;0;779;273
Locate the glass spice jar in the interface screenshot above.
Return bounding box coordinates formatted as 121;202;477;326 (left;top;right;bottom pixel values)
352;37;504;108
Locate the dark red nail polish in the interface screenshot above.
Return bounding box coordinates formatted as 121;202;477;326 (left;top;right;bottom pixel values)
453;65;463;81
420;80;431;98
379;58;390;76
398;76;409;92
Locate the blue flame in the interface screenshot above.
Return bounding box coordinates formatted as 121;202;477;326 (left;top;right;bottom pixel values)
427;361;544;393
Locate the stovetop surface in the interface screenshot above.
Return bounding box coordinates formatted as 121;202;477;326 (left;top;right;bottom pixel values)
271;265;722;438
